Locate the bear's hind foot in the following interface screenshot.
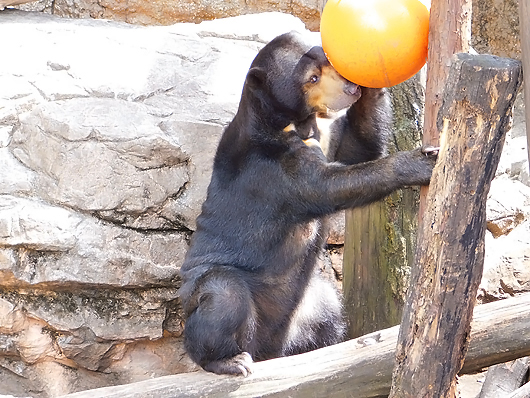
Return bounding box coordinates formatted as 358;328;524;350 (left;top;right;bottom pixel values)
203;352;254;377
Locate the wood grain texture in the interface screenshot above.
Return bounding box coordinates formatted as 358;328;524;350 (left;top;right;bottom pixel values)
419;0;472;218
60;293;530;398
343;77;426;340
390;53;523;398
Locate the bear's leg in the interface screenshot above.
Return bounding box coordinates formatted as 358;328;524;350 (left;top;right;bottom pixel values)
281;273;346;356
183;270;256;376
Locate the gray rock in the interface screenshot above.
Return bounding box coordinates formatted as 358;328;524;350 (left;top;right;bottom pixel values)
480;220;530;302
12;99;192;229
0;5;528;397
0;0;35;10
481;176;530;302
0;9;311;397
486;175;530;237
471;0;521;59
0;195;187;287
496;91;529;187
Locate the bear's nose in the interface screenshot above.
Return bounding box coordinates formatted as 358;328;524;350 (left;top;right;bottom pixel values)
343;81;360;96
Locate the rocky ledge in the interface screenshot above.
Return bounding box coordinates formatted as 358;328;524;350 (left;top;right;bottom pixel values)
0;8;528;398
0;10;310;396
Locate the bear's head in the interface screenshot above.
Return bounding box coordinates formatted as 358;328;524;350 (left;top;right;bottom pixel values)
244;31;361;127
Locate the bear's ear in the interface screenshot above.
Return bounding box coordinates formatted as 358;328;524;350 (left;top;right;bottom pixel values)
246;67;267;89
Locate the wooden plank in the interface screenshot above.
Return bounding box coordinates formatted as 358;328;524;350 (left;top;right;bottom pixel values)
520;0;530;170
419;0;472;218
463;296;530;373
344;200;404;339
422;0;471;147
342;77;426;339
59;293;530;398
389;53;523;398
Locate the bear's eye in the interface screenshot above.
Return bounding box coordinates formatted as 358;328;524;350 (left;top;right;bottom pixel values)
309;75;319;84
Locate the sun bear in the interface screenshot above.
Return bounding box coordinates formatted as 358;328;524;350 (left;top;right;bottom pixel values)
179;31;437;376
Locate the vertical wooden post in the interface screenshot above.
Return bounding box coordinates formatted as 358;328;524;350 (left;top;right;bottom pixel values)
389;0;472;394
520;0;530;171
343;77;425;339
389;54;523;398
419;0;471;218
343;201;403;338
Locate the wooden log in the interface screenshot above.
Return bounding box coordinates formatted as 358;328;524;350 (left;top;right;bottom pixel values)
478;357;529;398
422;0;471;148
59;293;530;398
419;0;472;217
463;294;530;374
343;76;425;339
343;200;404;339
520;0;530;171
389;53;523;398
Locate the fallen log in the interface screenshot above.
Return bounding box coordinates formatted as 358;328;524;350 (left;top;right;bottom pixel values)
60;293;530;398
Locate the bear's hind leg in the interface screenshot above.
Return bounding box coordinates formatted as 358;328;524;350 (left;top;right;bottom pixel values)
281;273;345;356
183;269;257;376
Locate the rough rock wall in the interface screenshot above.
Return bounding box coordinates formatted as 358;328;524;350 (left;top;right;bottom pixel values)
1;3;529;398
11;0;325;30
9;0;525;47
472;0;530;304
0;10;311;397
471;0;521;59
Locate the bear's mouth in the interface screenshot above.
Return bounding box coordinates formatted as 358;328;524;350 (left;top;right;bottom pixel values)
343;82;360;96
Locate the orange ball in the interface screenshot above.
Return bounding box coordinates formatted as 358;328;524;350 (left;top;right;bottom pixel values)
320;0;430;88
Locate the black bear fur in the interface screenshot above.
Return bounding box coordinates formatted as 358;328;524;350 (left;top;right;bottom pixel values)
179;31;437;376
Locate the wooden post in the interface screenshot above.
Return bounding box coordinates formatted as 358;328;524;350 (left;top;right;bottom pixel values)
419;0;471;218
343;76;425;338
389;54;522;398
343;200;404;338
520;0;530;171
343;201;395;338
